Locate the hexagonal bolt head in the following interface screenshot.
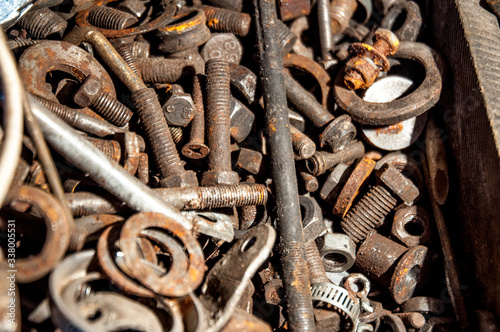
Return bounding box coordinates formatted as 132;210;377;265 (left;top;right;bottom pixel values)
230;98;255;143
235;148;263;175
162;93;196;127
378;165;419;205
159;170;198;188
73;75;102;108
299;196;327;242
201;170;240;186
319;163;351;204
317;233;356;273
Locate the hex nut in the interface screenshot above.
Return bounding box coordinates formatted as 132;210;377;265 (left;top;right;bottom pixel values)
318;233;356;273
344;273;371;299
299;196;327;242
319;163;351;204
391;206;432;247
73;75;101;107
160;170;198;188
230;98;255;143
378;165;419;205
162;93;196;127
235;148;263;175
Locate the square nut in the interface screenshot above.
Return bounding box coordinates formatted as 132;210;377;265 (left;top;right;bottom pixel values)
379;165;419;205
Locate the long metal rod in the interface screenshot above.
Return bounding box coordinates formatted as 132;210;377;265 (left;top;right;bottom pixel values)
28;95;193;231
254;0;315;330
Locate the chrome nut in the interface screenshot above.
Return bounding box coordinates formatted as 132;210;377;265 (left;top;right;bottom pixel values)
318;233;356;272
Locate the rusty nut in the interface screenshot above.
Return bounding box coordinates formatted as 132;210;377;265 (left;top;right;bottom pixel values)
391;205;432;247
299;196;327;242
378;165;419;205
318;233;356;273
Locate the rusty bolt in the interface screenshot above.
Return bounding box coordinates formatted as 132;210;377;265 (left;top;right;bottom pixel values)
204;5;252;36
88;6;139;30
341;165;417;243
18;8;68;39
73;75;133;127
202;59;240;186
330;0;358;35
290;125;316;159
182;75;210;159
344;29;400;90
306;140;365;176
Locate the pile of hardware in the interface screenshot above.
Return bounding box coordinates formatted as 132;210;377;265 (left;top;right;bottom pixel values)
0;0;463;331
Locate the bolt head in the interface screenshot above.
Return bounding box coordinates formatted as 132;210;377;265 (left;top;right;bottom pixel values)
378;165;419;205
73;75;102;107
201;170;240;186
160;171;198;188
319;115;356;152
162;93;195;127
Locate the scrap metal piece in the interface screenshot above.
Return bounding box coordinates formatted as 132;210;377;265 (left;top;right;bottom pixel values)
200;224;276;332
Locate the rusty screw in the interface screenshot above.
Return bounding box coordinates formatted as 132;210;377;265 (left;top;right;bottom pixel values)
18;8;67;39
87;6;139;30
182;75;210;159
290;125;316;159
341;164;420;243
344;29;400;90
203;5;252;36
330;0;358;35
73;75;133;127
202;59;239;186
306;140;365;176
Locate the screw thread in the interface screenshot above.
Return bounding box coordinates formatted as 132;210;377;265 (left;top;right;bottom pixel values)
88;6;138;30
196;184;268;209
116;44;141;78
203;6;251;36
291;126;316;159
136;58;204;83
91;92;133;127
132;88;183;177
205;59;232;171
169;126;184;144
8;38;42;56
341;186;397;243
305;241;330;284
30;94;77;125
330;0;358;35
280;241;316;331
18;8;67;39
307;141;365;176
87;138;122;162
276;19;297;54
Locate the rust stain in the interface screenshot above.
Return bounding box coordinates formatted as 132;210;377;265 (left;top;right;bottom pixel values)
374;123;404;135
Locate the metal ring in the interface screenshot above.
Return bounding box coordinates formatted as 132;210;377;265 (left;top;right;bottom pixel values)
283;53;331;108
311;282;360;331
119;212;205;297
1;186;71;283
334;42;442;125
75;0;177;38
18;40;116;102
